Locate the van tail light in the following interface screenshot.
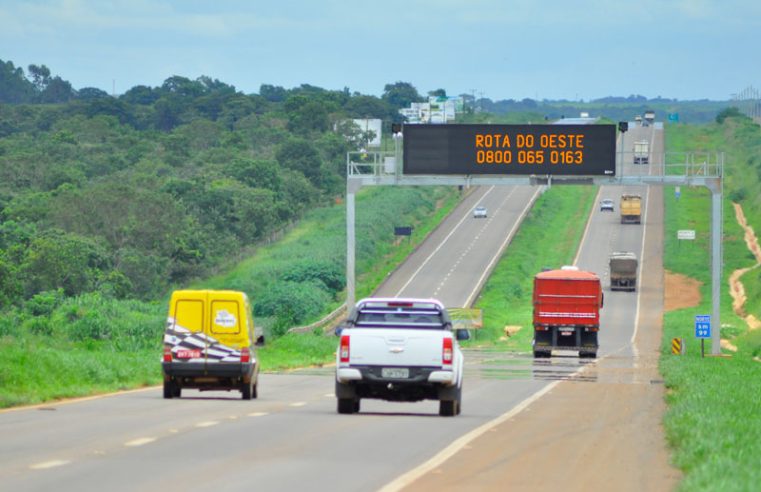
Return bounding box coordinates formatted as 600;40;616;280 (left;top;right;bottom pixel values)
240;347;251;363
163;346;173;362
442;337;453;366
340;335;350;363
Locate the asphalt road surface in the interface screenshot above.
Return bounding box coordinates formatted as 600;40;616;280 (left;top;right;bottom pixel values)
0;123;678;492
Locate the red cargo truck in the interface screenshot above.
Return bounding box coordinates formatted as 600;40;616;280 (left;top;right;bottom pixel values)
532;266;603;358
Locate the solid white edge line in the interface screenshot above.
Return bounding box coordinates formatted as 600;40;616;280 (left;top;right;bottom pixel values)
394;186;497;297
378;379;563;492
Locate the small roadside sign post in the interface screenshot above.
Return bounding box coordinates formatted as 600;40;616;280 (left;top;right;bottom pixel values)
394;226;413;240
695;315;711;358
677;229;695;250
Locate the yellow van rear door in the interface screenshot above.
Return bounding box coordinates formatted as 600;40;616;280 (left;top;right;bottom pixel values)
168;292;208;362
204;294;247;363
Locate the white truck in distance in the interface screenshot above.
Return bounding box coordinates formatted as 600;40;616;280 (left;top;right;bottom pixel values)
335;298;468;416
634;140;650;164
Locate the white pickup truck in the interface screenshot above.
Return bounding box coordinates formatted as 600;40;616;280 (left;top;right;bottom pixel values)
335;298;468;416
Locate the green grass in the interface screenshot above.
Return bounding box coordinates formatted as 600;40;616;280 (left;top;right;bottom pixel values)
470;185;597;349
0;337;160;408
659;119;761;491
256;332;338;371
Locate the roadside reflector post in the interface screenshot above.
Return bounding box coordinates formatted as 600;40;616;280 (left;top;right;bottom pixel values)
671;337;684;355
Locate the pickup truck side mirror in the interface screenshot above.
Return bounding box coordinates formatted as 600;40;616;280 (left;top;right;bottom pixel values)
455;329;470;341
334;326;344;336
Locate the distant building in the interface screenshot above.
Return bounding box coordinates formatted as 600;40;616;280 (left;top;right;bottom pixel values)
400;96;463;124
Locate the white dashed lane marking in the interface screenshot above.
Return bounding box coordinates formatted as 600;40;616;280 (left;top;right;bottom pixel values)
125;437;156;447
30;460;70;470
195;421;219;428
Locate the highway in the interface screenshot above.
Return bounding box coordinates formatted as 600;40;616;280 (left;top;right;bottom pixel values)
0;122;677;491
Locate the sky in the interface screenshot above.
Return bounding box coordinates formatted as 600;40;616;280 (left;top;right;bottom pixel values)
1;0;759;101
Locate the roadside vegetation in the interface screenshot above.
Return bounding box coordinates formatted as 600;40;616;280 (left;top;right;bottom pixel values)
659;113;761;491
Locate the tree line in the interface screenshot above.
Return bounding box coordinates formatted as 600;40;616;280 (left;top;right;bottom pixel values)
0;58;427;311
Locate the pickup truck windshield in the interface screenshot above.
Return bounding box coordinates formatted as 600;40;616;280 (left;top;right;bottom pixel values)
355;310;445;329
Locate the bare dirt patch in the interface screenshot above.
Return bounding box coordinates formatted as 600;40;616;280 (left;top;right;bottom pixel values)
729;203;761;331
664;271;701;311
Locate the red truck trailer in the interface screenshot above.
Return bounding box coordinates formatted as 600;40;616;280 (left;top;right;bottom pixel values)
532;267;603;358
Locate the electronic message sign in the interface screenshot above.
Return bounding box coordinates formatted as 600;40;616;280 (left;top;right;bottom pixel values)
403;124;616;176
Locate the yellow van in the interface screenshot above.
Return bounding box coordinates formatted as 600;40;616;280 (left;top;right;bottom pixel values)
161;290;262;400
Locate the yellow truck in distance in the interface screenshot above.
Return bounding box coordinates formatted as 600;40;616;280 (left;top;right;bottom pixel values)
620;194;642;224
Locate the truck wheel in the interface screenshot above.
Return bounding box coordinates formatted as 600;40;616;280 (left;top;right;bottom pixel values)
580;351;597;359
251;382;258;399
337;398;355;414
455;386;462;415
163;381;175;399
533;350;550;359
172;384;181;398
439;399;456;417
353;398;361;413
241;381;253;400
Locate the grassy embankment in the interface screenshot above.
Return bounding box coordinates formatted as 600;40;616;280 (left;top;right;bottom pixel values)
469;185;597;349
659;119;761;491
0;186;460;408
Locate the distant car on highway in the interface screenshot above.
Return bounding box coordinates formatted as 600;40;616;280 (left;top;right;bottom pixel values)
600;199;614;212
473;205;488;218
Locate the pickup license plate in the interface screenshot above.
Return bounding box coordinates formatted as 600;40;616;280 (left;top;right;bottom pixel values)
177;349;201;359
559;330;574;337
381;368;409;379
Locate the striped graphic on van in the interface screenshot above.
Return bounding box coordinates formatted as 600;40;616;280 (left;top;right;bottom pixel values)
164;319;244;363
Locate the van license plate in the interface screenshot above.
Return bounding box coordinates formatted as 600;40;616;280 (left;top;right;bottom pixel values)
177;349;201;359
381;368;409;379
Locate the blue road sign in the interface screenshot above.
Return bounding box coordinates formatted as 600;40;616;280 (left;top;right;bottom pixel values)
695;315;711;338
